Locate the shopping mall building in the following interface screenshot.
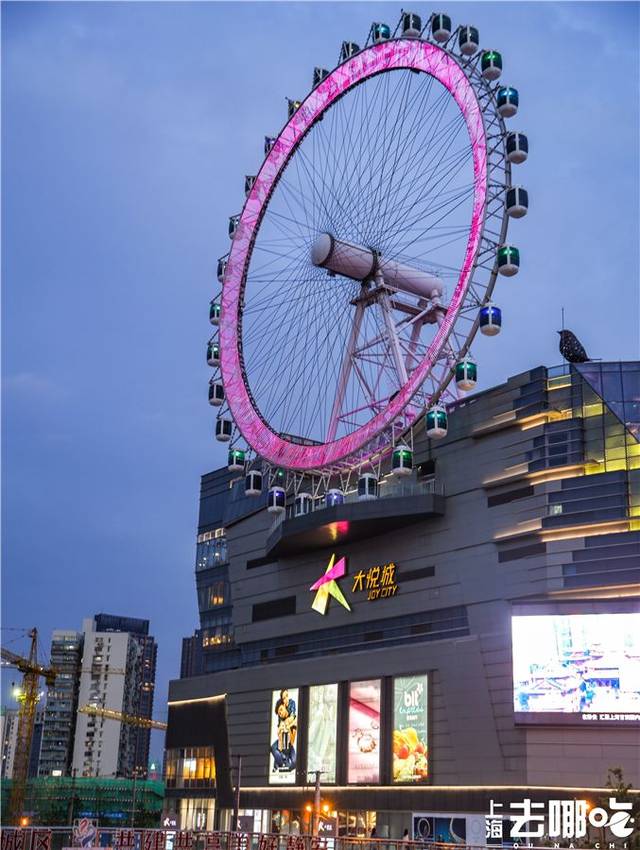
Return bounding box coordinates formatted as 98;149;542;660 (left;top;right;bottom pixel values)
165;361;640;840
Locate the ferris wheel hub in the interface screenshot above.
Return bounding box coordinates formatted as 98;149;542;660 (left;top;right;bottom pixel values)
311;232;443;300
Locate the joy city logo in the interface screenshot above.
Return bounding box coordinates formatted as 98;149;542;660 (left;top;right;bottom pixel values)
310;553;351;615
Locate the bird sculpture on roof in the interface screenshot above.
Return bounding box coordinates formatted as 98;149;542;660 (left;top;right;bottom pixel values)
558;329;590;363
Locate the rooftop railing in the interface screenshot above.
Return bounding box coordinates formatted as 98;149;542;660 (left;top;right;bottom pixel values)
270;477;443;531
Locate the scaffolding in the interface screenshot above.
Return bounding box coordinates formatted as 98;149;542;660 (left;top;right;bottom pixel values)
0;776;164;827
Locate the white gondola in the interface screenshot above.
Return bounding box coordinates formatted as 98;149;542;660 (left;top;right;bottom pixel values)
209;300;221;326
455;355;477;392
340;42;359;63
245;469;263;496
245;176;256;196
505;186;528;219
401;12;421;38
287;99;301;119
497;87;519;118
207;340;220;367
313;67;330;87
217;257;227;284
459;26;479;55
506;132;528;164
372;22;391;43
228;215;240;239
426;404;448;439
294;493;313;516
357;473;378;500
267;486;286;514
391;444;413;476
215;418;233;442
228;448;245;472
479;304;502;336
481;50;502;81
264;136;276;155
325;488;345;507
209;380;225;407
431;13;452;43
497;244;520;276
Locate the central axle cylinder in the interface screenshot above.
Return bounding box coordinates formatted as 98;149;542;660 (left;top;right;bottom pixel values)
311;232;443;299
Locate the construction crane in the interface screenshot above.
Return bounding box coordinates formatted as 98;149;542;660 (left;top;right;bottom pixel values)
1;628;57;825
78;703;167;730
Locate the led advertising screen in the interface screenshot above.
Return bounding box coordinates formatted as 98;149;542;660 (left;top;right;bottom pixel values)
412;815;466;845
268;687;299;783
393;675;429;783
512;612;640;725
308;683;338;783
347;679;380;783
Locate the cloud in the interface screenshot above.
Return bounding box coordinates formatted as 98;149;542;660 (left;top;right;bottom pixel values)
3;372;67;401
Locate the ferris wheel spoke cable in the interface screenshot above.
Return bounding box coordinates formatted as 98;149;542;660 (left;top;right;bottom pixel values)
381;139;473;244
366;74;449;244
380;128;472;258
382;180;474;265
253;263;352;437
382;154;476;263
370;72;427;245
379;108;467;249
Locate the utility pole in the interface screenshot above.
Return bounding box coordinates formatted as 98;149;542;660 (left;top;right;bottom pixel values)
67;768;77;825
232;755;242;831
311;771;322;836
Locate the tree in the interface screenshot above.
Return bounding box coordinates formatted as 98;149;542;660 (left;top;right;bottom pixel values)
596;768;640;850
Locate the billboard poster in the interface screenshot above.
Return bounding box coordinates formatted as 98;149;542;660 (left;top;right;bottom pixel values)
308;683;338;783
512;612;640;725
393;674;429;783
412;814;466;845
268;687;299;784
347;679;380;783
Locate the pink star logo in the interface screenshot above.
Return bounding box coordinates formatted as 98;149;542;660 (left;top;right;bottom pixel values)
310;554;351;615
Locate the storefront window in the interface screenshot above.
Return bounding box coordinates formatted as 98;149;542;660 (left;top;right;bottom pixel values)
347;680;380;784
198;581;229;611
165;747;216;789
179;797;215;832
268;688;299;785
196;537;228;571
307;683;338;783
392;675;429;783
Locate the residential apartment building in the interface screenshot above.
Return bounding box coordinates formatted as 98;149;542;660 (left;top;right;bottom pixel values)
71;615;157;778
39;629;84;776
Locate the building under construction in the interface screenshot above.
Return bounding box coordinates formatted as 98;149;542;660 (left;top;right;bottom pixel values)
0;776;164;826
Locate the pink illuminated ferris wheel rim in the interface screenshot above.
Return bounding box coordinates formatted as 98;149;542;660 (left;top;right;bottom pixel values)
220;39;487;471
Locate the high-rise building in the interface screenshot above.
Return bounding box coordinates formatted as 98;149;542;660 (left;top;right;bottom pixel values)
39;630;84;776
167;361;640;833
1;707;44;779
71;615;157;779
93;613;158;776
181;470;236;677
1;708;19;779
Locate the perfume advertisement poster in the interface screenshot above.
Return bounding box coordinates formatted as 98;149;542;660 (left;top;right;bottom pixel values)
347;679;381;783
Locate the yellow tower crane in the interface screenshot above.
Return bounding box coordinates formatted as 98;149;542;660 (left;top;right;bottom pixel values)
1;628;57;825
78;703;167;730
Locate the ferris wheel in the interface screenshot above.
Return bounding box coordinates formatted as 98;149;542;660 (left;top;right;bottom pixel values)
208;10;528;501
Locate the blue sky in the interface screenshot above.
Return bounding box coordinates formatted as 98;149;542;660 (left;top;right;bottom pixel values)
2;2;639;760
